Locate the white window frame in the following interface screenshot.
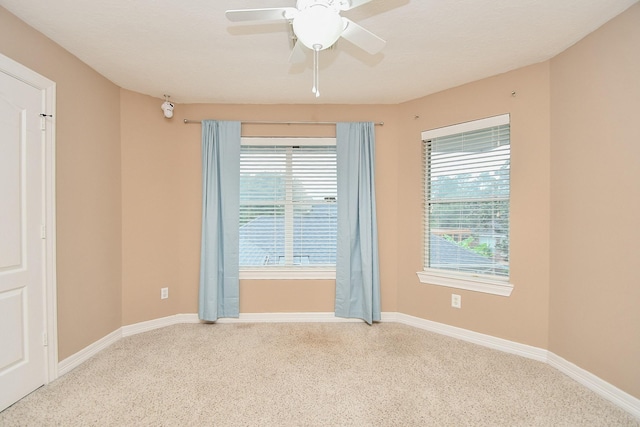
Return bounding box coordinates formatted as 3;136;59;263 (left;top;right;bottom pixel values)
416;115;514;296
239;137;337;280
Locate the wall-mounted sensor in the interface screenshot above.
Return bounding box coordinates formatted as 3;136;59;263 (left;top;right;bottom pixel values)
161;94;174;119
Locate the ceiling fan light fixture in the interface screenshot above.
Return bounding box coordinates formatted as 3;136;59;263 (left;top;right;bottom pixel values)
225;0;383;98
292;4;344;50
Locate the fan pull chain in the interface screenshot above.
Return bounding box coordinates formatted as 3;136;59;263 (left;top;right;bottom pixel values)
312;44;321;98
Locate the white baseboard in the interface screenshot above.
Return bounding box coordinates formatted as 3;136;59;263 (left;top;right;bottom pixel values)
58;311;639;419
393;313;549;362
121;314;200;337
547;352;640;419
216;312;366;323
57;328;121;376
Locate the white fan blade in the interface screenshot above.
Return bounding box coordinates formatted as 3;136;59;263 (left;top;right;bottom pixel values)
341;18;386;55
226;8;297;22
343;0;374;11
288;41;306;63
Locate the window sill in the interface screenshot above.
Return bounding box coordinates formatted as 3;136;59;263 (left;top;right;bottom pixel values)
416;270;513;296
240;269;336;280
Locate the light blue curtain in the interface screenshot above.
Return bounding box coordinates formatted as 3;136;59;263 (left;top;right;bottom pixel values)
199;120;241;321
335;122;381;324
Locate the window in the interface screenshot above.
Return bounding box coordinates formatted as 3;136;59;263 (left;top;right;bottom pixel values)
417;114;513;296
239;138;337;279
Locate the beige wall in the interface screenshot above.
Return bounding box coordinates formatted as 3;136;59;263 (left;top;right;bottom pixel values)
395;63;552;348
120;95;399;324
549;3;640;398
0;7;122;359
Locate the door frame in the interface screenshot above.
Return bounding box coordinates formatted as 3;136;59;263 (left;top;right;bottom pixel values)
0;52;58;383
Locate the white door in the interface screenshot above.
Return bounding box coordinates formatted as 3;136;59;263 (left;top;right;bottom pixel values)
0;69;47;411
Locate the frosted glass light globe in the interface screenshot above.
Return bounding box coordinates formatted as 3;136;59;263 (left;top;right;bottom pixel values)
293;4;344;51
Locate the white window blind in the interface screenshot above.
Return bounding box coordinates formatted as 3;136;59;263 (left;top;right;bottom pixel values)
423;116;510;278
239;139;337;270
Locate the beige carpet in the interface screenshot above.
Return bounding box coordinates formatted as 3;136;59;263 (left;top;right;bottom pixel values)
1;322;637;426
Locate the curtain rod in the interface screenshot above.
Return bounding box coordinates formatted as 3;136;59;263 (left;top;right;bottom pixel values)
183;119;383;126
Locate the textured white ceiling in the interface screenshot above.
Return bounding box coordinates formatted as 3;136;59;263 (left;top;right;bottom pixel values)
1;0;637;104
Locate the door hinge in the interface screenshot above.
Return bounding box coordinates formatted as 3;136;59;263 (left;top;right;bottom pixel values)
41;224;46;239
43;332;48;347
39;113;52;131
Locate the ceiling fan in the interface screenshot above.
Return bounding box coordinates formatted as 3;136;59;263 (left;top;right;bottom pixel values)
226;0;386;97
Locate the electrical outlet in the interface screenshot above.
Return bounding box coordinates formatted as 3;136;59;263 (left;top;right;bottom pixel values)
161;287;169;300
451;294;461;309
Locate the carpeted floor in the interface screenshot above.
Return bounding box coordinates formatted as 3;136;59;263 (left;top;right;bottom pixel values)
1;322;637;426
